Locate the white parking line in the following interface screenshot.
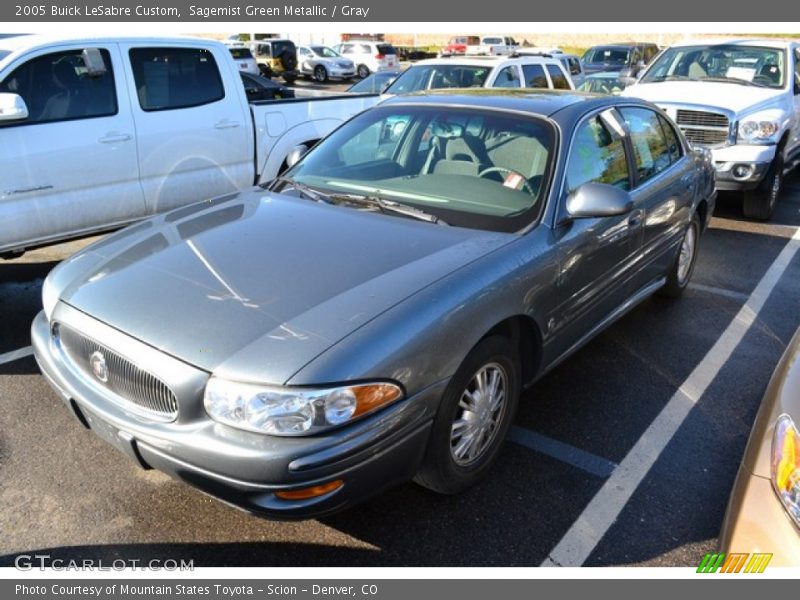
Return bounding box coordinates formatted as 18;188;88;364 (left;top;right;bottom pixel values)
687;282;750;302
542;225;800;567
510;426;618;478
0;345;33;366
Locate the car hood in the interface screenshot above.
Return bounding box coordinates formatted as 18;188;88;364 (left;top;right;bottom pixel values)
55;191;512;384
623;81;786;116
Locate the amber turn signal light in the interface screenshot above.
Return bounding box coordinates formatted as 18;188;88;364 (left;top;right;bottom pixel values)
275;479;344;501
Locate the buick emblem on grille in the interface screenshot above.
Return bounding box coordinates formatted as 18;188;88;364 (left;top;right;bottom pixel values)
89;350;109;383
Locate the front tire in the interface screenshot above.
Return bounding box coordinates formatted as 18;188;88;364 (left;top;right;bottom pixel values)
743;154;783;221
660;213;700;298
414;335;520;494
314;65;328;83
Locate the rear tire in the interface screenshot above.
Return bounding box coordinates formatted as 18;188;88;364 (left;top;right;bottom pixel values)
414;335;520;495
282;74;297;85
743;153;783;221
660;213;700;298
357;64;370;79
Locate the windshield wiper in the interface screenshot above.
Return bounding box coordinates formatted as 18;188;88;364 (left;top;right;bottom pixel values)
701;76;768;88
328;192;448;225
270;177;333;204
648;75;701;82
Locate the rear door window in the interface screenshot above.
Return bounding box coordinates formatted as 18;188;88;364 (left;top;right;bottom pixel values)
522;64;549;88
129;47;224;111
492;65;521;88
546;64;571;89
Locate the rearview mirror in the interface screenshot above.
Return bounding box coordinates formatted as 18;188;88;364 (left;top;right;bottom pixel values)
566;182;633;218
285;144;309;170
0;93;29;122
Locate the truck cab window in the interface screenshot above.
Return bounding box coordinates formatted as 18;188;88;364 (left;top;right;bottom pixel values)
129;47;224;111
0;49;117;125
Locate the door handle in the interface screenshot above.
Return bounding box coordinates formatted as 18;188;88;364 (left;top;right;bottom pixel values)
628;210;644;228
214;120;241;129
98;133;132;143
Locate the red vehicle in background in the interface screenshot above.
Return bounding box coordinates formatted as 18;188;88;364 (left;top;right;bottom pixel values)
440;36;480;57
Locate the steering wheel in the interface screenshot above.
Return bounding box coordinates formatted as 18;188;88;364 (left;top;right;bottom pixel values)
478;166;536;196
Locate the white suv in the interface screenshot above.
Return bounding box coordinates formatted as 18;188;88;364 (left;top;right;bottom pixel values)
383;56;574;96
333;41;399;78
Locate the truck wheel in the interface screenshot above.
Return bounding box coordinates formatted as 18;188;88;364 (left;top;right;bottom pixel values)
357;64;370;79
314;65;328;83
660;213;700;298
414;335;520;495
258;64;272;78
743;154;783;221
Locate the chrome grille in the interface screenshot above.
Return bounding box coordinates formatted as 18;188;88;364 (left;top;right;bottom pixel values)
675;109;730;146
56;323;178;421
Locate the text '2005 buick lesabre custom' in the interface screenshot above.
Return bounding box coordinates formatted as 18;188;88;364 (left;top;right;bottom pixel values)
32;90;716;518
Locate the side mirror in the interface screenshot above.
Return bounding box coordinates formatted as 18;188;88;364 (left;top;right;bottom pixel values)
0;93;29;122
81;48;107;77
285;144;309;170
566;182;633;218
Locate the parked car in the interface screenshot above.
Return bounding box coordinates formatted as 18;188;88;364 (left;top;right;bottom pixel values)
346;70;402;94
518;50;585;87
240;72;295;101
226;45;259;75
440;36;481;57
0;35;379;257
578;71;629;95
333;41;400;78
719;326;800;566
297;45;355;82
469;36;519;56
383;56;574;95
33;89;715;518
624;39;800;220
249;38;298;84
582;42;659;76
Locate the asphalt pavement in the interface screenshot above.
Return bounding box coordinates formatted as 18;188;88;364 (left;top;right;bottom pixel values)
0;171;798;567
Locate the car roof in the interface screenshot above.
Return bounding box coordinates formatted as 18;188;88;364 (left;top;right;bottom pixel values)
667;37;797;49
413;56;561;68
380;88;633;118
0;33;216;54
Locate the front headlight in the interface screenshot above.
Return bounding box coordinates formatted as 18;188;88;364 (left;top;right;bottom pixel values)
204;377;403;436
771;414;800;527
41;275;60;321
737;110;783;144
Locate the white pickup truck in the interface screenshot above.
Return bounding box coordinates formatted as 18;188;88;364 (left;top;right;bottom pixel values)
0;35;378;256
468;36;519;57
623;39;800;220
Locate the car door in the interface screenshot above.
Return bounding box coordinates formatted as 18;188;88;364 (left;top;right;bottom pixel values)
617;105;696;285
548;108;641;361
0;43;143;253
121;43;253;215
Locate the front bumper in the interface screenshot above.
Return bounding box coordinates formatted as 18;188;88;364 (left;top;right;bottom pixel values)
710;144;776;191
718;468;800;566
31;309;439;519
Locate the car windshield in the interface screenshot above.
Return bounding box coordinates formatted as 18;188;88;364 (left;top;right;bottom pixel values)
310;46;339;58
385;65;491;94
282;105;555;232
640;44;786;88
583;47;631;66
347;72;398;93
578;76;627;94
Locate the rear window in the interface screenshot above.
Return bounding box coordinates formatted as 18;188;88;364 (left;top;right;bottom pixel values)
130;47;224;111
271;41;296;56
229;48;253;60
377;44;396;55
